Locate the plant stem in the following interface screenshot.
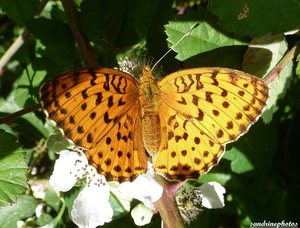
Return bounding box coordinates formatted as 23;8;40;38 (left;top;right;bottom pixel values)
155;176;185;228
264;42;300;85
0;30;30;76
61;0;98;67
0;0;49;76
0;104;41;125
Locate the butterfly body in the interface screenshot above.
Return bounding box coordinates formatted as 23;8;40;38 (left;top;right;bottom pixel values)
41;65;269;182
139;66;162;155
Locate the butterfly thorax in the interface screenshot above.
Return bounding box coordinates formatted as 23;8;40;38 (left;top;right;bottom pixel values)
139;66;161;155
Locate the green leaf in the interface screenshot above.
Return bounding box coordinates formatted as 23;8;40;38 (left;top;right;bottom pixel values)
0;130;28;207
64;186;82;219
296;53;300;78
132;0;173;38
0;65;49;141
11;64;45;107
39;1;66;21
234;177;290;224
80;0;127;47
44;187;61;212
79;0;172;64
80;0;172;46
27;18;77;69
242;35;293;123
184;46;247;69
47;131;71;155
0;0;39;25
165;9;246;61
208;0;300;36
130;0;173;63
0;195;38;227
199;172;232;187
223;121;277;177
109;192;129;219
36;213;54;227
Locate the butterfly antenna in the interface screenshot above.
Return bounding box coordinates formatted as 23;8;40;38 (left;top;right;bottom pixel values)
151;23;199;72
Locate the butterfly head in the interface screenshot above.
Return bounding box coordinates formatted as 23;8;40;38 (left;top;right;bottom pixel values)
140;65;155;81
119;57;154;78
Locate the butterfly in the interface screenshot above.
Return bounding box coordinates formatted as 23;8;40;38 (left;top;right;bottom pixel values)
40;65;269;182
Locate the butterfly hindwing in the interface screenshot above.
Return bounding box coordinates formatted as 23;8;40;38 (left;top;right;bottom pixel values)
85;101;147;182
154;103;224;180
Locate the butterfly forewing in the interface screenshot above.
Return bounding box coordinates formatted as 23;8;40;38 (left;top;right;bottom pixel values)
40;68;147;182
155;67;269;180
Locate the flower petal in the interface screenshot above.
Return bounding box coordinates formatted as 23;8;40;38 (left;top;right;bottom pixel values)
49;150;87;192
131;203;154;226
35;203;44;217
119;175;163;208
200;182;226;209
71;174;113;228
133;175;163;205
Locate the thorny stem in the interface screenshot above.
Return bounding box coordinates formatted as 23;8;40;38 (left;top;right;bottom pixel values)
0;104;41;125
155;175;185;228
263;42;300;85
61;0;98;67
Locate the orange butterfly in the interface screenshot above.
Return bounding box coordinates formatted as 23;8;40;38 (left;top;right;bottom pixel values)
41;65;269;182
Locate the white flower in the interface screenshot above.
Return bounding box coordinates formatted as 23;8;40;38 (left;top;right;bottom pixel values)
111;162;163;226
71;171;113;228
131;203;154;226
30;180;47;199
176;181;226;223
49;150;88;192
110;174;163;227
200;182;225;209
50;150;113;227
35;203;44;217
119;162;163;208
49;151;163;227
17;220;25;228
119;174;163;209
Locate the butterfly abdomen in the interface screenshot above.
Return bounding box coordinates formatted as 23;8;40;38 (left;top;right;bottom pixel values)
141;105;161;155
139;66;162;155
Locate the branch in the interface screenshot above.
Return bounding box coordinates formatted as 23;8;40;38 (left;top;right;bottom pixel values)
0;0;49;76
0;31;29;76
264;42;300;85
61;0;98;67
0;104;41;125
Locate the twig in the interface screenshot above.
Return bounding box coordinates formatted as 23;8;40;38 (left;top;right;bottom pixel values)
0;0;49;76
61;0;98;67
264;42;300;85
0;103;41;125
0;30;30;76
